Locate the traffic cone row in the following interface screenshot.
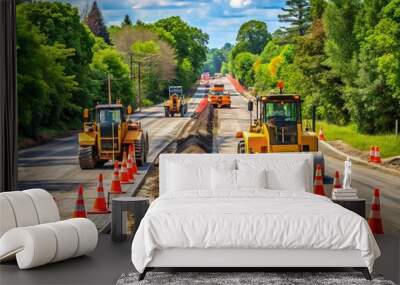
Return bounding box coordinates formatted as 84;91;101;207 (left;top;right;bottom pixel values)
318;127;326;141
313;164;325;196
368;188;384;234
368;146;382;164
72;144;141;217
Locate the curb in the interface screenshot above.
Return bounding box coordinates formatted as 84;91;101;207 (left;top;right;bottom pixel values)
319;140;400;176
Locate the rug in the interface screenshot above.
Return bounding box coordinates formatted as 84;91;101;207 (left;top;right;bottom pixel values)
117;271;395;285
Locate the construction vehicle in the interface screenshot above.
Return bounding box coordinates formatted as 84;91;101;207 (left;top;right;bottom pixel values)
78;102;149;169
208;84;231;108
236;92;325;174
164;86;188;117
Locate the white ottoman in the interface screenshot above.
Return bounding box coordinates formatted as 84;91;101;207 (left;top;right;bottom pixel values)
0;189;98;269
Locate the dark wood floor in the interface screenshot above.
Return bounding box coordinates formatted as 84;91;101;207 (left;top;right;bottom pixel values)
0;234;134;285
1;234;398;285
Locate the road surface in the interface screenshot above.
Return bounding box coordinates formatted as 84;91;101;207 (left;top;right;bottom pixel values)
17;85;206;219
213;77;400;234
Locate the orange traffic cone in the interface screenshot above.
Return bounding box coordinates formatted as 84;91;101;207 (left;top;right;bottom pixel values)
130;144;138;175
313;164;325;196
368;188;384;234
88;174;111;214
333;170;341;189
127;155;135;182
368;146;375;162
120;161;133;184
373;146;382;164
318;127;326;141
110;161;126;194
72;185;87;218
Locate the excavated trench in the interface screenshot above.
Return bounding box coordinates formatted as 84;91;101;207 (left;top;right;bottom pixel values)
136;104;216;200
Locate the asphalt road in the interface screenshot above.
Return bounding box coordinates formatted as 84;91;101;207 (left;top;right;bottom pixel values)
214;77;400;235
17;85;207;194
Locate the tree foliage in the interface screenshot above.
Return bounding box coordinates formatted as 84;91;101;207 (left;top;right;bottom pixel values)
236;20;271;54
85;1;110;44
279;0;311;38
226;0;400;134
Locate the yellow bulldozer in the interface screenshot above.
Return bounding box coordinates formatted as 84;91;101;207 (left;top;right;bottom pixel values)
164;86;188;117
236;93;325;174
78;103;149;169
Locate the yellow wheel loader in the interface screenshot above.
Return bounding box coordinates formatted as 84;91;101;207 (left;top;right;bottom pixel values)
78;103;149;169
164;86;188;117
236;93;325;176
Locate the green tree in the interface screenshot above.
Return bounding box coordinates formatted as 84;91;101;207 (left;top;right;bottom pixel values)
17;2;98;132
154;16;209;74
122;14;132;26
90;42;134;106
85;1;110;44
279;0;311;38
347;0;400;133
17;8;77;137
233;52;256;87
324;0;361;85
236;20;272;54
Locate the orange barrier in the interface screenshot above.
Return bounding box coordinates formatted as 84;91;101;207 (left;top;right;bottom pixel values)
318;127;326;141
120;161;133;184
88;174;111;214
368;188;384;234
313;164;325;196
227;74;246;94
194;98;209;114
110;161;126;194
333;170;341;189
72;185;87;218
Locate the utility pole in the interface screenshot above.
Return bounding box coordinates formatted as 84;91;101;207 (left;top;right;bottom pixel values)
108;74;112;104
129;52;133;80
138;62;141;111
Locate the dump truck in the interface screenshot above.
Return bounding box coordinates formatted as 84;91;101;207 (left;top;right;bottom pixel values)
208;84;231;108
236;93;325;174
164;86;188;117
78;103;149;169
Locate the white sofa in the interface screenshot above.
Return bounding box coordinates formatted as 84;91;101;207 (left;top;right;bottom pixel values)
0;189;98;269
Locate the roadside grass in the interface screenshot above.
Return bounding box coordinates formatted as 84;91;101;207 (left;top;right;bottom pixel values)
315;121;400;158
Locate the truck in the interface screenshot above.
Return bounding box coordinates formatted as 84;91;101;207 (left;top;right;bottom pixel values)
208;84;231;108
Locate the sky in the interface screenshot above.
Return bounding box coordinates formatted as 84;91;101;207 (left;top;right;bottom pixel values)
64;0;286;48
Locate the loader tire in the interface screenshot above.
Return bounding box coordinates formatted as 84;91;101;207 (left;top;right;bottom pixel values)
237;141;245;153
135;134;148;167
79;146;97;169
164;107;170;117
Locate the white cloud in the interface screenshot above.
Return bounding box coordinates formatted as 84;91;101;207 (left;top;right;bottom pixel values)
229;0;252;8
